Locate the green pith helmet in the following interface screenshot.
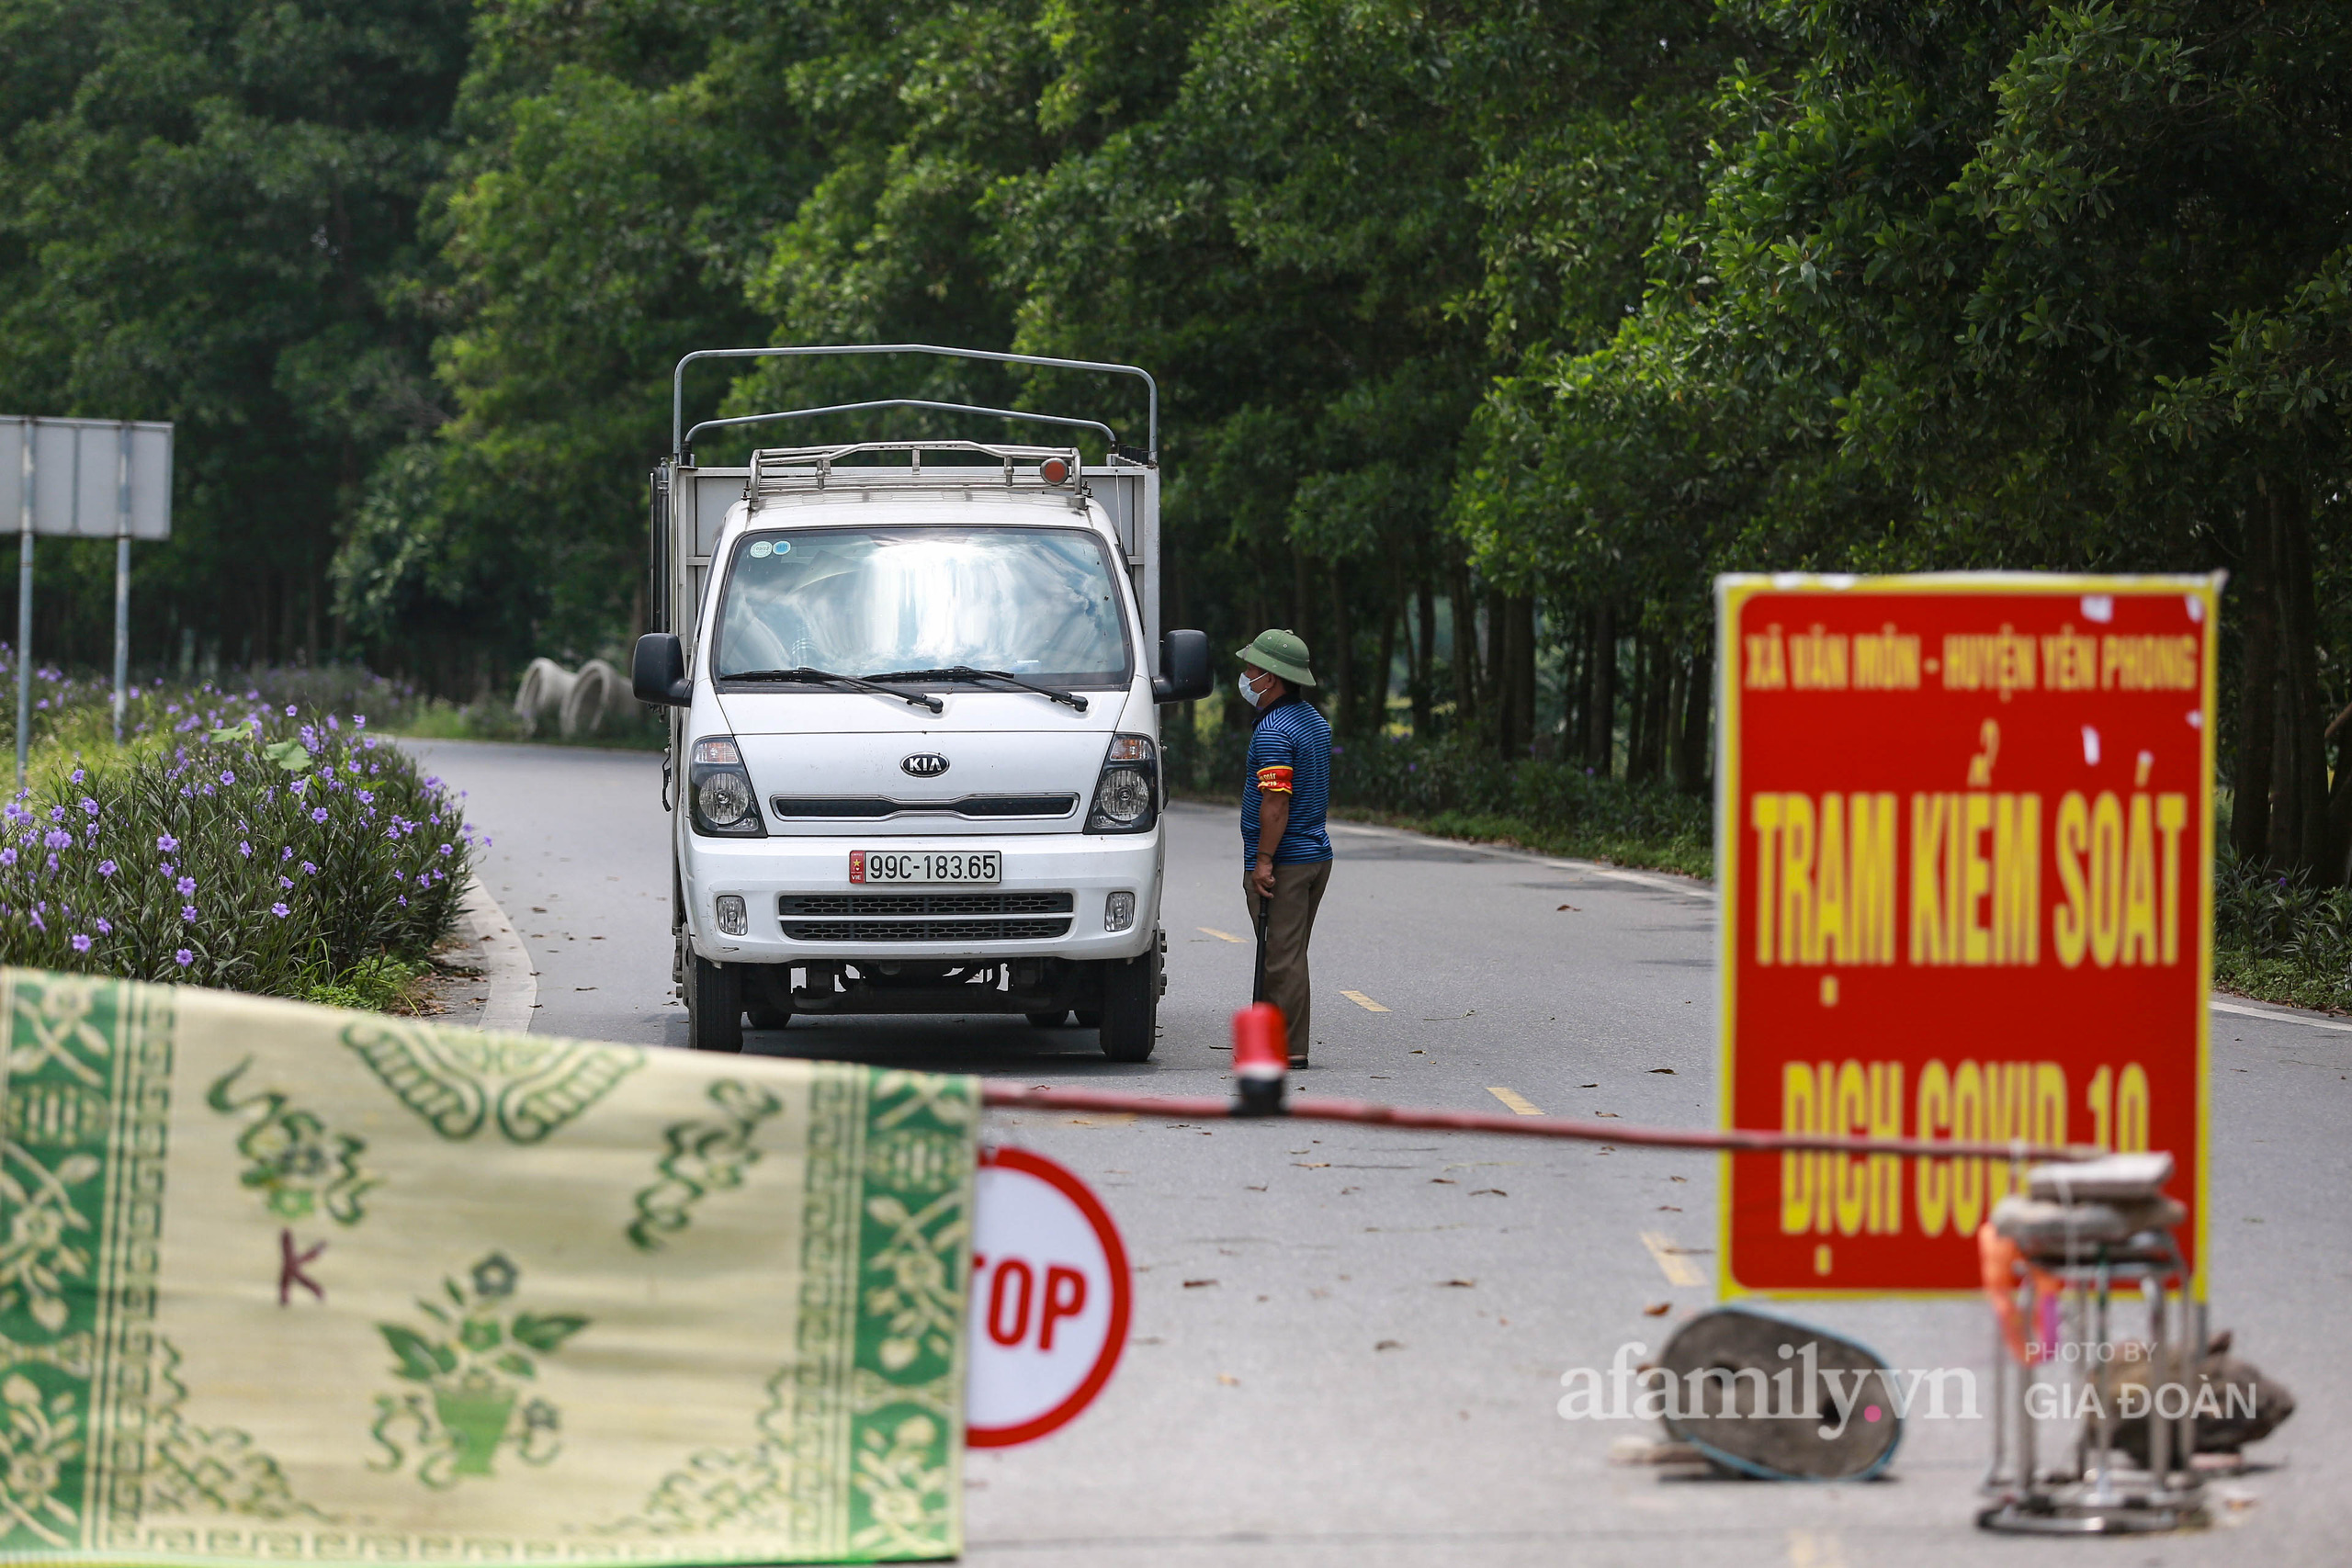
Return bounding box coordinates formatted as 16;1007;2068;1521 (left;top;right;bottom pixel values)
1235;627;1316;687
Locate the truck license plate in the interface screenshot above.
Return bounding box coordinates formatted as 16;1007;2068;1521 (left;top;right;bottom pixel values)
851;850;1001;885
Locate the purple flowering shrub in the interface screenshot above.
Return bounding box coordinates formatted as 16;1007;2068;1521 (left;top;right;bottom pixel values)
0;687;478;995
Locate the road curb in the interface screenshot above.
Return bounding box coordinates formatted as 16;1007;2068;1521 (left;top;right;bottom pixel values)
2211;996;2352;1034
461;874;537;1033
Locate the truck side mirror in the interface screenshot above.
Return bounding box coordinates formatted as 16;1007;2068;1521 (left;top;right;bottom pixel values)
633;633;692;706
1153;628;1213;703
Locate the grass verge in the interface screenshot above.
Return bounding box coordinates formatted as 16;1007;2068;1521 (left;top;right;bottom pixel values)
390;696;666;750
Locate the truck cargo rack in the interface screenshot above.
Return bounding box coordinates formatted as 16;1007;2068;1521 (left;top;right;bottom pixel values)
748;441;1089;503
653;344;1161;679
671;343;1157;461
685;399;1118;456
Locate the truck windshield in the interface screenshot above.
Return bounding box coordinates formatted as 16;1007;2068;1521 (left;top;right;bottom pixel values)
714;525;1132;687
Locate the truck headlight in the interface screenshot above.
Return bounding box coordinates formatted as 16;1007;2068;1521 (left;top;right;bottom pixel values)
698;771;753;826
688;735;766;838
1087;734;1158;833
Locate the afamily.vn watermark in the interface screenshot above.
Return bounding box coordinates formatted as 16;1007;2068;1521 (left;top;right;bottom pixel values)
1557;1341;2261;1436
1557;1342;1968;1436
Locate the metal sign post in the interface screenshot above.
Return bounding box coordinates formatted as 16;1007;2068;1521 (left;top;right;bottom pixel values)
0;416;173;784
113;426;131;743
12;421;29;788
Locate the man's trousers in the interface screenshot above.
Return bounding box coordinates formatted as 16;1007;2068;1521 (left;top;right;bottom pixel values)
1243;858;1332;1062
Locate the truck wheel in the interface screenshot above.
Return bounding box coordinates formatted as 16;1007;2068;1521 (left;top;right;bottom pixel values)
1097;951;1159;1062
686;956;744;1054
1025;1010;1070;1028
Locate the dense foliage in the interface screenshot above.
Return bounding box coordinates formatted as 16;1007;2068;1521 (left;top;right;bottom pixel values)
7;0;2352;883
1173;726;1713;875
0;678;476;995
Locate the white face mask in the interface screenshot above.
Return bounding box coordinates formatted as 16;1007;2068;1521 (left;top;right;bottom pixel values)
1237;671;1263;708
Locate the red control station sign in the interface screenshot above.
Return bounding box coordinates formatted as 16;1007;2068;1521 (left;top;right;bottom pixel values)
967;1146;1131;1447
1716;574;2218;1296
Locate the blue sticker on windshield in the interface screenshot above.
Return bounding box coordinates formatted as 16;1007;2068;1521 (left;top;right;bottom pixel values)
773;539;789;554
749;540;773;558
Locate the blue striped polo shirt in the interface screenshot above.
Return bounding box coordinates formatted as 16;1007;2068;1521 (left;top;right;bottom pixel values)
1240;694;1334;866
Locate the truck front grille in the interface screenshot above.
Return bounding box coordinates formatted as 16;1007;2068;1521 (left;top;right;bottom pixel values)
770;794;1077;820
778;893;1075;917
779;918;1071;942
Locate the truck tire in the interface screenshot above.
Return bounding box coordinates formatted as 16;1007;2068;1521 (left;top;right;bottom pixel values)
1025;1010;1071;1028
1096;951;1158;1062
686;956;744;1054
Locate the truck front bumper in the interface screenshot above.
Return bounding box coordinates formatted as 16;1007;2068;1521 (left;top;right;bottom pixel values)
683;828;1164;965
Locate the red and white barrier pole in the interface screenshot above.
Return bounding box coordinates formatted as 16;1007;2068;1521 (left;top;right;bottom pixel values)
976;1008;2101;1165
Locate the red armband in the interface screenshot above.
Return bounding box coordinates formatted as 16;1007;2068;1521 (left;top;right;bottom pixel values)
1255;764;1295;795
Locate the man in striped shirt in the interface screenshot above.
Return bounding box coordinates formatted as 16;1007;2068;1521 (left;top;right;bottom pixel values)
1236;628;1333;1066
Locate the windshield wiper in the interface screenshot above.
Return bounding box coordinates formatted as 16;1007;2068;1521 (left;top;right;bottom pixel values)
720;667;944;714
865;666;1090;713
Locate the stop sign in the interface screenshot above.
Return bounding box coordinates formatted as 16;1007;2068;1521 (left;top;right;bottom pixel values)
967;1145;1132;1447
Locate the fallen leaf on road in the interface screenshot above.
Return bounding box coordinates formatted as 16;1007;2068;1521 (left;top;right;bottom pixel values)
1471;1189;1507;1197
1658;1204;1681;1212
1669;1175;1688;1183
1218;1373;1239;1385
1649;1067;1676;1075
1374;1340;1403;1351
1183;1279;1218;1288
1580;1082;1599;1088
1441;1279;1476;1288
1643;1303;1671;1316
1594;1111;1620;1118
1295;1161;1330;1168
1556;904;1579;911
1430;1178;1457;1184
1245;1183;1267;1192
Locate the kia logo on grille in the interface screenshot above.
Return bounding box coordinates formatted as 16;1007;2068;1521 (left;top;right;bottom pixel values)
901;752;951;778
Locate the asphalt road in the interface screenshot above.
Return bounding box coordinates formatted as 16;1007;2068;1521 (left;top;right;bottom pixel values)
411;739;2347;1567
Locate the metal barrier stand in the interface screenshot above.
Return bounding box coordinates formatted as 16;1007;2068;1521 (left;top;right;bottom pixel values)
1978;1159;2207;1534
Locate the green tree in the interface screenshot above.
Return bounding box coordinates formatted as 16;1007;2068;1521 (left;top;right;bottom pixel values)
0;0;470;671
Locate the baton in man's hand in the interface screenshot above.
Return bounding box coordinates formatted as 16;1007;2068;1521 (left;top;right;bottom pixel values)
1251;901;1271;1005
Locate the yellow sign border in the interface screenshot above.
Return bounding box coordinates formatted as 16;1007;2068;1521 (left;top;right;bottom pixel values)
1713;570;2222;1301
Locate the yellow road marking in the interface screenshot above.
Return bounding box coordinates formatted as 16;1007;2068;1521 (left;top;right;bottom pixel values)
1642;1231;1708;1288
1486;1087;1542;1116
1199;927;1245;942
1340;989;1390;1012
1787;1529;1848;1568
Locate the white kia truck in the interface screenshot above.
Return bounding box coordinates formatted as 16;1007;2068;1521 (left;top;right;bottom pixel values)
634;344;1212;1057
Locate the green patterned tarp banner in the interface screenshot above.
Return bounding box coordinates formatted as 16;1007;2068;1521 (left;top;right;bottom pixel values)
0;969;972;1564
